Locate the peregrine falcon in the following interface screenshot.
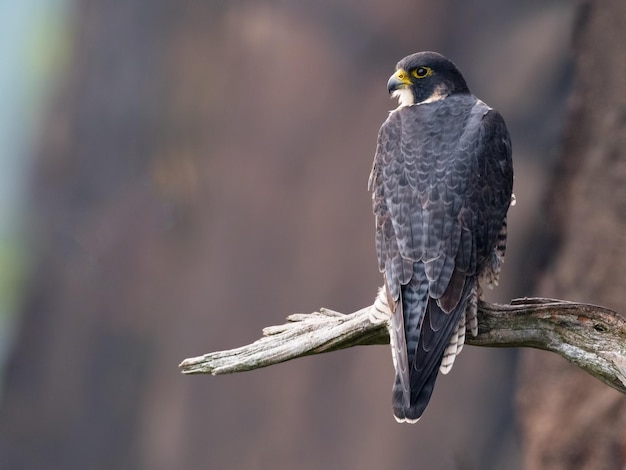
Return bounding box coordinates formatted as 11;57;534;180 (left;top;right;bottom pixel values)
369;51;513;423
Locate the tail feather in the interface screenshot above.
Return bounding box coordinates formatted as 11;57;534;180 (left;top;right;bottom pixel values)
390;264;428;421
389;298;411;409
391;273;475;422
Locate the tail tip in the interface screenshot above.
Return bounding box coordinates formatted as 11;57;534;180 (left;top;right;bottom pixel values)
392;401;424;424
393;413;421;424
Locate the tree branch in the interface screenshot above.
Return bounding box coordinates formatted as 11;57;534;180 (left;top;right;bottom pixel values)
179;297;626;394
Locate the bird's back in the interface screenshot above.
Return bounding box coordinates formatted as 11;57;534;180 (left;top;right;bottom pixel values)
371;95;512;422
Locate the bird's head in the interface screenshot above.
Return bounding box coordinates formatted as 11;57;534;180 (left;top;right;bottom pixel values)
387;51;470;107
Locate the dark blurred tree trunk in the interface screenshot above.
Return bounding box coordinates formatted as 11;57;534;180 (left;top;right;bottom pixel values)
517;0;626;468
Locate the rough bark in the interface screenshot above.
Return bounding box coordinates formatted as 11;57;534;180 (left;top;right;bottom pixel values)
180;298;626;397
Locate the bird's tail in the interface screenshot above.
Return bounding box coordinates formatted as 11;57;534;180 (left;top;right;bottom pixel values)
391;277;474;423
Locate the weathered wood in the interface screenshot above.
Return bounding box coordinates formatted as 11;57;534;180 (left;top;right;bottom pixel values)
180;297;626;394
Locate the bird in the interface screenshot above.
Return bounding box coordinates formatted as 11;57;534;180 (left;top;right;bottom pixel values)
368;51;514;423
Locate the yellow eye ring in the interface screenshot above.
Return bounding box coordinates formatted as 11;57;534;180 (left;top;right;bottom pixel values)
411;67;432;79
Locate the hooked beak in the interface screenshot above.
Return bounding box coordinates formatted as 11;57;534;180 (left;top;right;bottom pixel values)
387;69;412;94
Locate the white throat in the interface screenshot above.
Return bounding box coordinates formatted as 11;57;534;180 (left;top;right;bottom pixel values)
391;88;414;107
392;84;449;108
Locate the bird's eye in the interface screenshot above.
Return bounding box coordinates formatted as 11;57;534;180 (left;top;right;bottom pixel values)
411;67;431;79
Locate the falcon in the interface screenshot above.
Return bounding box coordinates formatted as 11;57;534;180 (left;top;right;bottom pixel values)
369;51;514;423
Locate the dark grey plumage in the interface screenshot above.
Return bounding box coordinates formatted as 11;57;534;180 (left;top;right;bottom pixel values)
369;52;513;422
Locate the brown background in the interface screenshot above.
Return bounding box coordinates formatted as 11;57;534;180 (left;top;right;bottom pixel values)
0;0;623;469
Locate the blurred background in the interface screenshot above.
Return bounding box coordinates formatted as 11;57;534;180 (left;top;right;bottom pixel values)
0;0;582;468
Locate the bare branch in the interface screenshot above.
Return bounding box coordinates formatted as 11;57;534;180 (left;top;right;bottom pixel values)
179;297;626;394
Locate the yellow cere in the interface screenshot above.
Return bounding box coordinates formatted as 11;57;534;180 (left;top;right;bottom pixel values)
394;69;412;85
